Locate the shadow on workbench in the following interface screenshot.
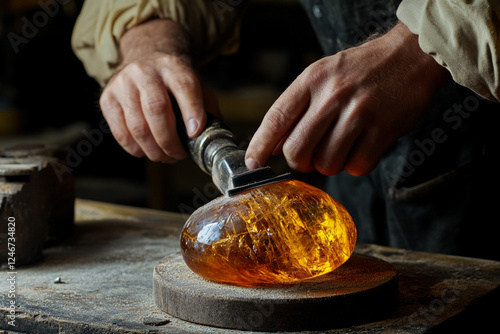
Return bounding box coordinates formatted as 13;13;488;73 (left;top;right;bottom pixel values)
428;287;500;333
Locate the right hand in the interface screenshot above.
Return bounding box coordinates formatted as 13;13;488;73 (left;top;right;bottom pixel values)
99;52;218;163
245;22;451;176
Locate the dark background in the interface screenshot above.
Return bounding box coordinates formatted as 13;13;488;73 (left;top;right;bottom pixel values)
0;0;324;212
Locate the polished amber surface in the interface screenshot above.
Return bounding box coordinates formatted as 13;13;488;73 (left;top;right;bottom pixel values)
180;180;357;287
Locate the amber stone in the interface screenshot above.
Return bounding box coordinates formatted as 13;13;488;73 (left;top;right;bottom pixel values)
180;179;357;287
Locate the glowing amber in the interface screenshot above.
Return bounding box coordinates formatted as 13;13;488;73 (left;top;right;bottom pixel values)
180;179;357;287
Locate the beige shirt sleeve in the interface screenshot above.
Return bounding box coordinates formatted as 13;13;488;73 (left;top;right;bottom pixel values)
71;0;245;86
397;0;500;103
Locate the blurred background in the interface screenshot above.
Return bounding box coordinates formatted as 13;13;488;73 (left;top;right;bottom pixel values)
0;0;324;213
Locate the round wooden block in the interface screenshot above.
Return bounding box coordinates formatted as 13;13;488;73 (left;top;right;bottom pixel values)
153;252;398;331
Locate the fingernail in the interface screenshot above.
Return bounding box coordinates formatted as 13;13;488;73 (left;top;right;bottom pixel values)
245;157;259;170
187;118;199;137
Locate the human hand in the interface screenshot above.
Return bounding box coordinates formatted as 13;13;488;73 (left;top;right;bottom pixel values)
99;19;218;163
245;23;451;176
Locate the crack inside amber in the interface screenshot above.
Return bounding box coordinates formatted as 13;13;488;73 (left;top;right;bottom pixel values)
180;179;357;287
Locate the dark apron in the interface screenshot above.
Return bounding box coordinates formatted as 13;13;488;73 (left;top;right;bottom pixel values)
299;0;500;260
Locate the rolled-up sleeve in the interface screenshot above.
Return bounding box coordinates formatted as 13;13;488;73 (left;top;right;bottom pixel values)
397;0;500;103
71;0;245;86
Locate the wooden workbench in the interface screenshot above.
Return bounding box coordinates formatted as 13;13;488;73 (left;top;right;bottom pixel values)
1;199;499;333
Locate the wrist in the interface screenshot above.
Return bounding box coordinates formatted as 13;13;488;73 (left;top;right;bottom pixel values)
381;22;451;90
119;18;193;67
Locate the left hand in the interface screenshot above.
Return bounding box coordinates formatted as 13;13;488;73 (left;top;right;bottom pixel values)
245;22;451;176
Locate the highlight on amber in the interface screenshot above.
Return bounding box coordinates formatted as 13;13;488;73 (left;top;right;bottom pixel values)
180;179;357;287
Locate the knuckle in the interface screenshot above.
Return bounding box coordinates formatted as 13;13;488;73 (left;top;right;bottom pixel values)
128;148;145;158
344;158;374;176
174;74;197;92
142;96;167;117
314;159;343;176
128;122;150;141
345;165;368;177
157;53;178;65
113;131;134;148
106;71;136;95
154;136;187;161
126;61;149;75
158;54;189;70
99;92;111;110
265;105;292;130
302;58;328;84
120;61;157;85
157;139;176;155
112;130;127;145
290;162;314;173
282;140;313;173
99;90;118;113
282;136;298;159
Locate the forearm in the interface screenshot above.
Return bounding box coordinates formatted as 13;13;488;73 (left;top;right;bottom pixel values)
72;0;245;86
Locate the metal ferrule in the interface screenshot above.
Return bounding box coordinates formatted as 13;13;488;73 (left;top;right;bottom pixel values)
181;113;290;197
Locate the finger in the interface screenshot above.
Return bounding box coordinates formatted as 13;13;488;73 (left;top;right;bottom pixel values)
313;103;364;175
280;94;342;172
121;85;171;162
158;59;207;138
344;128;389;176
271;129;290;156
100;91;144;157
138;76;187;161
245;84;310;169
